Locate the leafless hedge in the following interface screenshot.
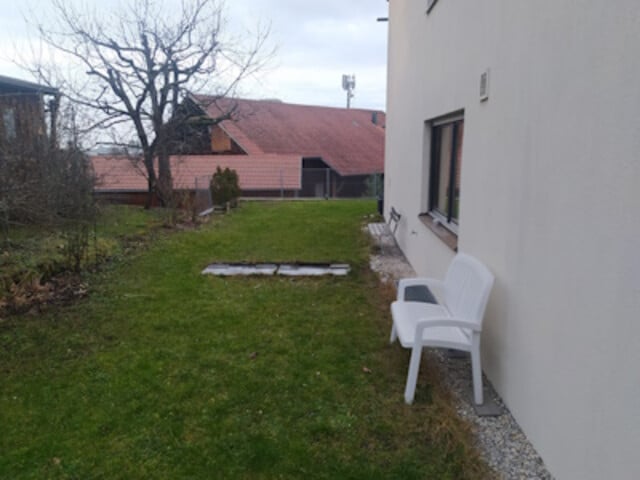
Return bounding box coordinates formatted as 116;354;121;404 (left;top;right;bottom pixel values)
0;137;96;270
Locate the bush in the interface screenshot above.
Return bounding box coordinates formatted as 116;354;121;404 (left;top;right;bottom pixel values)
0;143;97;270
210;166;241;207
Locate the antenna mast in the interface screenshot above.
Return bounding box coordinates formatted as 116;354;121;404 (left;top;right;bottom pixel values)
342;74;356;109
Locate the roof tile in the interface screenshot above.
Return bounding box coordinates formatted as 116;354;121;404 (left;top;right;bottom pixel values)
92;154;302;192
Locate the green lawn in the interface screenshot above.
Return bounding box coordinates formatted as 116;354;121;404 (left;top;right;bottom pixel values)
0;200;489;479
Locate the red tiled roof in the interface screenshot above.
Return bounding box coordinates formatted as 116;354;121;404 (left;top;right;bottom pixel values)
191;96;385;176
92;154;302;192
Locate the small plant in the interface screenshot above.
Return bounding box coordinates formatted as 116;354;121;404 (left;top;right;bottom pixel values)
209;166;241;208
0;199;8;247
62;221;91;272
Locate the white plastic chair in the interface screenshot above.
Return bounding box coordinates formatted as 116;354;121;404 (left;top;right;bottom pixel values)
390;253;495;405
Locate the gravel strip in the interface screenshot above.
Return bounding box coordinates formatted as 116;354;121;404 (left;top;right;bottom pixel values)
368;236;554;480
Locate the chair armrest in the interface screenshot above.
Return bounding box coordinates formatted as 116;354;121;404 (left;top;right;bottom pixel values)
415;316;481;334
397;277;444;301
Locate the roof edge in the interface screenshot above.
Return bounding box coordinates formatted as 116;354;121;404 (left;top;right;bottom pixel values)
0;75;59;95
191;93;385;115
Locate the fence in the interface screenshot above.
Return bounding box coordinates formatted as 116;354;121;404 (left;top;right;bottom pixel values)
193;168;383;214
194;175;214;214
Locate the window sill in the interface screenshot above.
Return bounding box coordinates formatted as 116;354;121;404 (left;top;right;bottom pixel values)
418;213;458;252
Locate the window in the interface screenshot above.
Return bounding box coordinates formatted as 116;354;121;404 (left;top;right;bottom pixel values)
428;115;463;232
2;108;16;140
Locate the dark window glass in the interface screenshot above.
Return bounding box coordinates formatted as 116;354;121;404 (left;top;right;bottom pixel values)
430;118;463;226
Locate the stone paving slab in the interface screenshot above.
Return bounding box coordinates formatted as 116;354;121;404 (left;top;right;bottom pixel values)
202;263;350;277
277;264;350;276
202;263;278;276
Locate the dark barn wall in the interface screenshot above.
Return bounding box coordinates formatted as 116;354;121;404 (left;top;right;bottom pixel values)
331;173;372;198
301;157;330;197
0;93;47;154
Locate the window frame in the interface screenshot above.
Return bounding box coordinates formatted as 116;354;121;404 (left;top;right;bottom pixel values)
427;113;464;234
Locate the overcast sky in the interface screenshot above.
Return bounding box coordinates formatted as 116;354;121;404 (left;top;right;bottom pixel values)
0;0;389;111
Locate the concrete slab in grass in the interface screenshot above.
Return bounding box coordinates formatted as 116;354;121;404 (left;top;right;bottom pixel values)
277;264;350;276
202;263;278;276
202;263;350;277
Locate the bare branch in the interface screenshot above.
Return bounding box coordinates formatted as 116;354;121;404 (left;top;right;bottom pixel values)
23;0;271;208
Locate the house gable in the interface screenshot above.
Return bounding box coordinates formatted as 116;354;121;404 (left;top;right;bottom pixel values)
190;95;385;176
210;125;245;155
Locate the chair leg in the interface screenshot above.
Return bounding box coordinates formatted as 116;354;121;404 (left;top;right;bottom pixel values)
404;345;422;404
389;323;397;344
471;345;484;405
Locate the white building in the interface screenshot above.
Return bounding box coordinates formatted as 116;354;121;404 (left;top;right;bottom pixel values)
383;1;640;479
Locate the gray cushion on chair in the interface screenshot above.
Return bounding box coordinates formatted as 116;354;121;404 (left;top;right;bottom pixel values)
403;285;438;304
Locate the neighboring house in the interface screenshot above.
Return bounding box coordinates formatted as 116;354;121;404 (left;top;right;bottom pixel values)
0;75;59;154
92;154;302;207
183;95;385;198
384;2;639;480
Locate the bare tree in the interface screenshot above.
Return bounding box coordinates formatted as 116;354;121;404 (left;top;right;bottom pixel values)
29;0;271;207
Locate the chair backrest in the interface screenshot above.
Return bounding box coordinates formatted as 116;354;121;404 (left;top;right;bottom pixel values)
442;253;495;327
387;207;401;234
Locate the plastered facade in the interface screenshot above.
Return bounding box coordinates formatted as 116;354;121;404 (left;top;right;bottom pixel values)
384;1;640;478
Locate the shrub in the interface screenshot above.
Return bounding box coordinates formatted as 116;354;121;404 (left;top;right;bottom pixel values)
210;166;241;207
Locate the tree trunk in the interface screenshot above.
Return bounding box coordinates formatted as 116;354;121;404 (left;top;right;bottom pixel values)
144;152;157;209
157;149;172;207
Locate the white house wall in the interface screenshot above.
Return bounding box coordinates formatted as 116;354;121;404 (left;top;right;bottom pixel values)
384;1;640;479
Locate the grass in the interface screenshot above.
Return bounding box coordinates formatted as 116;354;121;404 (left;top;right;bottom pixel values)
0;200;490;479
0;203;166;281
0;204;166;313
